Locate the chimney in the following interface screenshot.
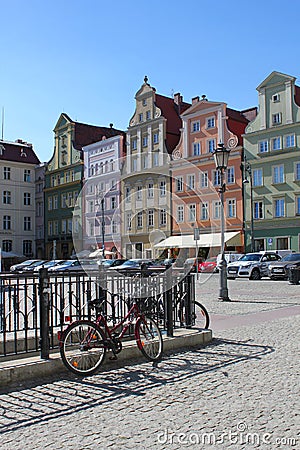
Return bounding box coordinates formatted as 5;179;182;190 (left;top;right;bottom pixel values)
201;95;208;101
173;92;183;105
109;123;114;128
192;96;199;105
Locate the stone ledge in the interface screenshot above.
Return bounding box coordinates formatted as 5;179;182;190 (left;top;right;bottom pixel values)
0;328;212;387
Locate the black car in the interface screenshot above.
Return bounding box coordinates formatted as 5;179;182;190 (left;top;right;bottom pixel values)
268;253;300;279
111;259;159;276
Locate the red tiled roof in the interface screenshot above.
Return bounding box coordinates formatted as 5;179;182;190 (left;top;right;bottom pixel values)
226;108;252;145
0;140;40;164
155;94;190;153
73;121;125;150
294;85;300;107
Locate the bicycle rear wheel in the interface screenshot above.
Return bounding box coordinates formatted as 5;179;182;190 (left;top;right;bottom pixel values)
60;320;106;376
192;301;210;329
135;316;163;361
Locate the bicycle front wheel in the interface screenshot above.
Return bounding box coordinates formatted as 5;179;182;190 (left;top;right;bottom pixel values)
192;301;210;329
135;316;163;361
60;320;106;376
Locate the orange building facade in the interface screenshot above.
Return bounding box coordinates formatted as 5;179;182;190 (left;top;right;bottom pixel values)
170;96;257;258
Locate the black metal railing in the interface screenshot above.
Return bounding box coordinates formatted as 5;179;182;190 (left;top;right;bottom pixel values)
0;268;195;359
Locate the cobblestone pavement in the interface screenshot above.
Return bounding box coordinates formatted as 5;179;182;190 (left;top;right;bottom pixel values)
0;277;299;449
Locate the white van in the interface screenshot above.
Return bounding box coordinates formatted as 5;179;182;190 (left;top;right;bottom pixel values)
217;253;243;269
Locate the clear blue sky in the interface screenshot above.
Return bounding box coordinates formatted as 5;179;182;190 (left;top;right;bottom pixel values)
1;0;299;162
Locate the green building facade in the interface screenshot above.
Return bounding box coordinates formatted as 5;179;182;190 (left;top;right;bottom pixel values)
243;71;300;253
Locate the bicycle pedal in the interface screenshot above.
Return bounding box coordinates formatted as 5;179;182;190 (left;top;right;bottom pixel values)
109;355;118;361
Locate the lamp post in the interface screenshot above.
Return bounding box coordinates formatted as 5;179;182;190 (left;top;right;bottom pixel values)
243;156;254;252
101;197;105;257
213;143;231;302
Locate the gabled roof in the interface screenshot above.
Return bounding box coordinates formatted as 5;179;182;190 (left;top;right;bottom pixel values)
181;100;223;116
0;140;40;164
257;71;296;90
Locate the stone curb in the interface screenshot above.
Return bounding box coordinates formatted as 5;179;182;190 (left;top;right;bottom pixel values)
0;329;212;387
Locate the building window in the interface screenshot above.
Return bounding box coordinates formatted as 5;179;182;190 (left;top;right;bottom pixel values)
189;204;196;221
153;133;159;144
272;94;280;103
207;139;216;153
274;198;285;217
193;142;200;156
192;121;200;132
2;240;12;252
4;167;11;180
148;183;154;198
3;191;11;204
24;216;31;231
272;113;281;125
137;211;143;228
254;201;264;219
48;197;53;210
24;169;31;182
160;209;166;226
201;172;208;188
61;194;67;208
227;199;236;218
53;195;58;209
273;165;284;184
136;185;142;200
253;169;263;187
201;202;209;220
213;201;221;219
160;180;166;196
23;240;32;257
24;192;31;206
125;186;131;202
67;219;72;233
213;170;221;186
187;175;195;190
89;221;94;236
48;221;53;235
143;155;148;169
227;167;235;184
61;219;67;234
153;152;159;166
148;209;154;227
146;110;151;120
132;158;137;172
259;140;268;153
126;213;132;231
206;117;215;128
142;136;148;147
139;113;143;122
36;201;43;217
271;137;281;150
54;220;59;235
295;162;300;181
111;220;117;234
111;196;116;209
132;139;137;150
88;201;94;213
67;192;73;207
177;205;184;223
285;134;295;148
296;196;300;215
176;177;183;192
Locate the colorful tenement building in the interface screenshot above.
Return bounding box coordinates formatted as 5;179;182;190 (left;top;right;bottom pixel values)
243;71;300;252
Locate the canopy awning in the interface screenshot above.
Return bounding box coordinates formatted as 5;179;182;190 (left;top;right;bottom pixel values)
154;231;242;249
89;249;115;258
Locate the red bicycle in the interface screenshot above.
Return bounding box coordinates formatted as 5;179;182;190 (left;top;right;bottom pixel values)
59;294;163;376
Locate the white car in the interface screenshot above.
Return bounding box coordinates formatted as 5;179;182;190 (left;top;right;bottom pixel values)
227;252;281;280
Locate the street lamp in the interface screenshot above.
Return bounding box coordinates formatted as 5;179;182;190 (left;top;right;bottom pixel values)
213;143;231;302
101;197;105;257
243;156;254;253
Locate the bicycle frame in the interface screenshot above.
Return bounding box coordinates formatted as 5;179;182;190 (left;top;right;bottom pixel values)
95;302;141;341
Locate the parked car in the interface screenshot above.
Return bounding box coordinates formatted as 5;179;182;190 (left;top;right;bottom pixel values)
184;258;202;273
268;253;300;280
32;260;65;272
99;259;128;269
22;260;48;272
48;260;81;272
216;253;243;271
10;260;42;272
112;259;158;276
227;252;281;280
200;257;218;273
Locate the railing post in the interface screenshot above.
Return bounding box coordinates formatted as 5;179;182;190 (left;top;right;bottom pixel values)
166;269;173;337
39;268;50;360
184;274;193;328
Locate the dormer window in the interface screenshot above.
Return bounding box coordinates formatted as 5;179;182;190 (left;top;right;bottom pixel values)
272;113;281;125
139;113;143;122
272;94;280;103
146;110;151;120
142;99;147;106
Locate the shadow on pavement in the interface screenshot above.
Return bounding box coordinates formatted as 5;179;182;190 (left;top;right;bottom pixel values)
0;338;274;433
